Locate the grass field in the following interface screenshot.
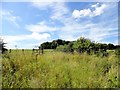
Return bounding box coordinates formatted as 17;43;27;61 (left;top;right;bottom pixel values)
1;49;119;88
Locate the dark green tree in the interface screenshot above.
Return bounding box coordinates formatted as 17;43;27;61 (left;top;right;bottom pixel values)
41;42;52;49
0;39;8;54
108;43;115;50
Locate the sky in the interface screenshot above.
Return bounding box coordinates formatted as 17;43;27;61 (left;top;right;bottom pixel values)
0;0;119;49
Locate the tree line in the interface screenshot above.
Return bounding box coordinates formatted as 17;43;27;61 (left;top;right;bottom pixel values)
40;37;119;55
40;37;118;50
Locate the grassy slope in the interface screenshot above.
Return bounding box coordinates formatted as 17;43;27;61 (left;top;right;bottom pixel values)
2;49;118;88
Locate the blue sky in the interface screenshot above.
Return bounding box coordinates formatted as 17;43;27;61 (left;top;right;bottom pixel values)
1;1;119;49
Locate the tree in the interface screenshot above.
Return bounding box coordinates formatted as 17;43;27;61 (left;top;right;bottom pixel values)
51;41;57;49
40;39;71;49
0;38;8;54
41;42;52;49
108;43;115;50
56;44;72;53
73;37;94;53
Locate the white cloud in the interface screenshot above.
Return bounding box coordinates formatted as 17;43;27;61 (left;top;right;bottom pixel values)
91;3;99;8
2;32;50;43
93;4;107;16
72;9;92;18
31;1;54;9
60;23;117;42
30;32;50;40
72;3;107;18
51;2;69;19
31;0;64;10
1;10;21;28
71;10;80;18
2;32;51;49
31;1;69;20
25;21;57;33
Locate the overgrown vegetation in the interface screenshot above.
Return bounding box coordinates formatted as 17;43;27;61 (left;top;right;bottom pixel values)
2;49;119;88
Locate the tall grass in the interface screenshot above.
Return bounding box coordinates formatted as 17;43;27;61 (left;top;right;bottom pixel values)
2;50;118;88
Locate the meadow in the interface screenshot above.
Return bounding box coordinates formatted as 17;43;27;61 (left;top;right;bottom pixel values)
2;49;119;88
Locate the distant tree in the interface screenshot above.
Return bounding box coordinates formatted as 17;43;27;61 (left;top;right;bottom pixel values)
51;41;57;49
73;37;94;53
55;39;63;45
64;41;70;45
0;38;8;54
40;39;71;49
108;43;115;50
56;44;70;52
41;42;52;49
40;37;117;56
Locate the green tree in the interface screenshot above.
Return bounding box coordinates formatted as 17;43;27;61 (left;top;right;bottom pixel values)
73;37;94;53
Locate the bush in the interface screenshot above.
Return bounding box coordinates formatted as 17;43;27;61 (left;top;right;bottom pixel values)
115;48;120;55
56;44;74;53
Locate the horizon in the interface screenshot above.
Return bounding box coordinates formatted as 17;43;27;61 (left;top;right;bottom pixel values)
4;37;119;49
1;1;119;49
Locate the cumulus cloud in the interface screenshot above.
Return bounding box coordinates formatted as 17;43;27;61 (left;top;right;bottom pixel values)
72;3;107;18
93;4;107;16
72;9;92;18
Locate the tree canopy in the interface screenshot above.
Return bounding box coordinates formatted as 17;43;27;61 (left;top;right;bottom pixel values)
40;39;70;49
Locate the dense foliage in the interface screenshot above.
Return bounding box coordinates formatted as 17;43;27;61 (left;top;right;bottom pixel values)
40;37;118;51
56;43;74;53
40;39;70;49
56;37;119;55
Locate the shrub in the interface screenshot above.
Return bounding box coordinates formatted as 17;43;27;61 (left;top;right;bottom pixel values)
115;48;120;55
56;43;74;53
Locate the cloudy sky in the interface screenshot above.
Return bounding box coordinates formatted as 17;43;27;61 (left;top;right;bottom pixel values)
0;0;119;49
